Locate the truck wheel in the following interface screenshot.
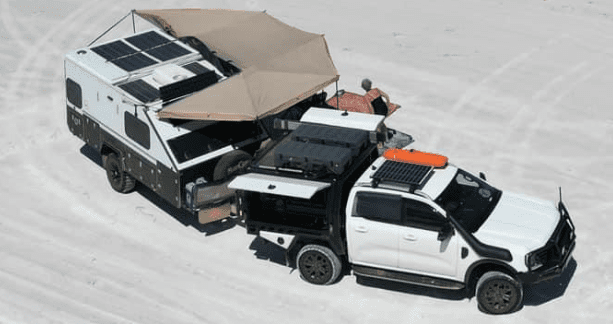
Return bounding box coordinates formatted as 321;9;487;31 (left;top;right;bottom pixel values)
476;271;523;315
213;150;252;182
297;245;342;285
104;153;136;193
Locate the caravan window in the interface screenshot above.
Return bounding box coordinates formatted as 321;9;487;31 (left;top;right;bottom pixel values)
124;112;150;150
66;78;82;108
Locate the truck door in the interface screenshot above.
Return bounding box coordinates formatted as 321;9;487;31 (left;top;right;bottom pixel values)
346;191;402;268
397;198;459;278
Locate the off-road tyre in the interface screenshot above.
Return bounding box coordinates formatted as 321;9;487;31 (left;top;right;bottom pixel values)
104;153;136;193
297;245;342;285
213;150;252;182
476;271;523;315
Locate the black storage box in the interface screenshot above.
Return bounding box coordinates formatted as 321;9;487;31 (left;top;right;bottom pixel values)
274;141;353;175
291;124;369;156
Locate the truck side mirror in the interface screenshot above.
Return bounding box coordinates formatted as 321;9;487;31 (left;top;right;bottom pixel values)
479;172;487;181
437;223;454;241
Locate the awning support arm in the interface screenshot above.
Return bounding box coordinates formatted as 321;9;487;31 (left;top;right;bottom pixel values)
87;10;133;47
132;10;136;33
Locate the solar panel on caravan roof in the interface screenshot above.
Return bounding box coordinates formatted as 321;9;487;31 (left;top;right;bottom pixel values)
91;40;137;60
182;62;212;75
146;43;191;62
92;31;192;72
125;31;169;49
119;80;159;103
91;40;157;72
112;54;157;72
126;31;191;62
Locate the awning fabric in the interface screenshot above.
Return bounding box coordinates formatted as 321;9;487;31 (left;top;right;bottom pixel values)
135;9;339;121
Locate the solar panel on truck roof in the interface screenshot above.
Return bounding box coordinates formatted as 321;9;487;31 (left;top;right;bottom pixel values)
371;161;432;187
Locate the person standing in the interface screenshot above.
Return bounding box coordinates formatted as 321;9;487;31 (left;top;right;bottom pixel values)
361;78;392;116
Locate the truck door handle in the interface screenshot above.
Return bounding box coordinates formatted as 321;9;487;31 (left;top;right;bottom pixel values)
403;234;417;241
355;226;368;233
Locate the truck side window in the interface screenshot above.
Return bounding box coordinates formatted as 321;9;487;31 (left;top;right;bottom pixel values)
124;111;151;150
66;78;82;108
403;199;446;232
355;191;402;224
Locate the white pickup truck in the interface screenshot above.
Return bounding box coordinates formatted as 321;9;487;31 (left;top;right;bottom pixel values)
229;113;576;314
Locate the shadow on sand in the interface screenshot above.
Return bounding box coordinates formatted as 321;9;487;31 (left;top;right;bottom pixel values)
248;236;287;266
79;144;237;236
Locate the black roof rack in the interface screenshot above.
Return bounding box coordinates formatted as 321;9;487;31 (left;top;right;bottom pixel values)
371;160;432;188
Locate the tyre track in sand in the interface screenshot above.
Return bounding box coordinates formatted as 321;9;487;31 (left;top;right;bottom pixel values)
0;160;213;324
425;32;608;174
424;35;571;150
0;2;124;161
0;0;32;52
490;38;613;182
0;0;108;110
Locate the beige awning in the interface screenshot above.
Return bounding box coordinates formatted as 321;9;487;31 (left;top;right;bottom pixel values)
135;9;339;121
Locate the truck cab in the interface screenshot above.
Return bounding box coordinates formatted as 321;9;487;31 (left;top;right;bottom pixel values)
230;133;576;314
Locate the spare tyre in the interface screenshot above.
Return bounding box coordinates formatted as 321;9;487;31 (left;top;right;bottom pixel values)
212;150;252;182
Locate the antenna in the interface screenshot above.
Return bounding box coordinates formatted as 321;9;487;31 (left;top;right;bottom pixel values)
559;186;562;203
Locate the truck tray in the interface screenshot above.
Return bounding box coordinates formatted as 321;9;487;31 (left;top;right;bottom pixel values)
291;124;369;156
274;141;353;175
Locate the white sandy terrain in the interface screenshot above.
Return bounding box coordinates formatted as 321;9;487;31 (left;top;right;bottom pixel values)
1;0;612;323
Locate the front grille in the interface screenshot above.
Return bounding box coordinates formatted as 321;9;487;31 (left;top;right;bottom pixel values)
536;248;551;263
557;221;573;250
535;219;574;267
547;220;574;263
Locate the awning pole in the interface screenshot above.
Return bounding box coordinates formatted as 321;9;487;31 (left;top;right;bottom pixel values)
132;9;136;34
336;80;340;109
87;10;132;47
336;80;348;115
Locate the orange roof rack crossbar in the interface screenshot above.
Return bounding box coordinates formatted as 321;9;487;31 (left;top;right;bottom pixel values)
383;148;448;168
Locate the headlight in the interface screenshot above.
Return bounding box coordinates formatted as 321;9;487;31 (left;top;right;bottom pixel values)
525;252;544;271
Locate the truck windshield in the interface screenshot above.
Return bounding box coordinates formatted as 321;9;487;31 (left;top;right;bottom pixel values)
434;169;501;233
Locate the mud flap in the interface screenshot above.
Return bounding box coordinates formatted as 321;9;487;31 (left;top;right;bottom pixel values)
198;203;232;224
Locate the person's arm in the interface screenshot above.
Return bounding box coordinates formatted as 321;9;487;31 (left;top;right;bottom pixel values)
378;89;391;106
